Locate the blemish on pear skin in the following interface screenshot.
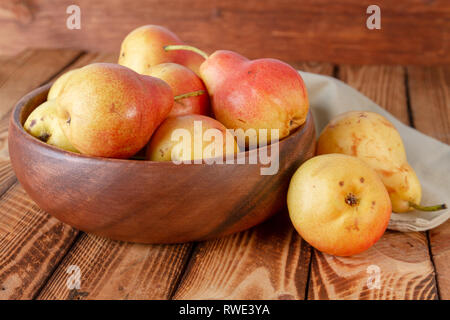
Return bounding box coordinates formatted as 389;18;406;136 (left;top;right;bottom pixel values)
379;169;394;177
345;193;359;206
385;186;396;194
360;177;365;183
29;119;36;128
354;219;360;231
339;181;344;187
66;117;71;125
351;133;361;156
38;132;51;142
346;219;360;231
359;113;367;118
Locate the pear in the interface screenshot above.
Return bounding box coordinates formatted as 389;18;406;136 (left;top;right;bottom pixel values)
148;63;210;117
48;69;79;100
146;114;239;162
24;100;78;152
317;111;446;213
55;63;174;159
164;46;309;148
118;25;204;76
288;154;391;256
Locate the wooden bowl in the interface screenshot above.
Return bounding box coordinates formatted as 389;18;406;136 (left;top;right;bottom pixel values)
8;83;316;243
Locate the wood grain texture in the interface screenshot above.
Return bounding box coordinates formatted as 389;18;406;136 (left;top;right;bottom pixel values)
0;1;449;65
0;183;77;299
171;62;332;300
173;213;311;299
309;232;437;299
308;64;438;300
407;65;450;299
338;65;409;124
407;66;450;144
291;62;334;76
0;50;116;299
37;234;193;300
0;49;81;118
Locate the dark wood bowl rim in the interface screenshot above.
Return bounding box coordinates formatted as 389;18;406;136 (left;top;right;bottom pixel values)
11;83;312;167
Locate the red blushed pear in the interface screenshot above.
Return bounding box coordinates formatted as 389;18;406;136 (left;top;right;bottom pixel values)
165;46;309;148
149;63;210;117
118;25;204;76
55;63;173;159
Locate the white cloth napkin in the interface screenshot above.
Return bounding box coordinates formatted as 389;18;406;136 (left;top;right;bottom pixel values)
300;71;450;232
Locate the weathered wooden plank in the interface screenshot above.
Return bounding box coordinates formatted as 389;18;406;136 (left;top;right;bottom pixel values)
308;65;438;300
0;0;448;65
0;50;115;299
173;213;311;299
338;65;409;124
37;234;193;300
171;62;333;300
309;232;437;299
0;49;82;118
0;183;77;299
407;66;450;144
407;65;450;299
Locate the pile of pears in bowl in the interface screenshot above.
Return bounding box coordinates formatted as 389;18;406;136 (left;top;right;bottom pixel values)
24;25;309;160
9;25;446;252
8;25;315;244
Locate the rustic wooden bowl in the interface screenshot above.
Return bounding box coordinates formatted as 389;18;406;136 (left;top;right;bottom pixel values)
8;83;316;244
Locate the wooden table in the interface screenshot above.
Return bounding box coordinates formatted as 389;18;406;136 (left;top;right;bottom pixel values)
0;49;448;300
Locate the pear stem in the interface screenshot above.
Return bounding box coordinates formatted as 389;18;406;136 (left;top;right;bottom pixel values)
409;202;447;212
164;45;209;60
174;90;205;101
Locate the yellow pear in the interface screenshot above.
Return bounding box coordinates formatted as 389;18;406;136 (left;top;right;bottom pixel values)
146;114;239;162
287;154;391;256
118;25;204;76
317;111;446;213
48;69;79;100
24;100;78;152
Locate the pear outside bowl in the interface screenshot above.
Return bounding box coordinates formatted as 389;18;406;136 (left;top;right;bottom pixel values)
8;83;316;244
